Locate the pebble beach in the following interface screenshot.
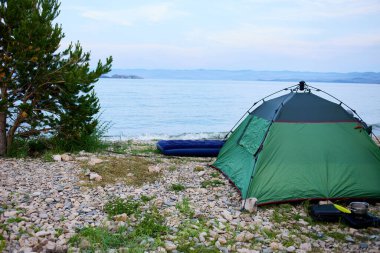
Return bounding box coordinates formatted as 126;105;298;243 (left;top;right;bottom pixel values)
1;141;379;253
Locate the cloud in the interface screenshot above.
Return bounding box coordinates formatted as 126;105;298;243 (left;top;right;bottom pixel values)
80;2;188;26
242;0;380;19
184;23;380;61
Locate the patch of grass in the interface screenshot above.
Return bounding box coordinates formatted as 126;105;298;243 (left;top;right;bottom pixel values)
293;213;302;221
177;244;220;253
7;138;29;158
271;211;284;223
109;140;133;153
104;198;141;217
176;198;195;218
132;207;168;238
140;195;155;203
56;228;64;237
0;235;6;252
326;231;346;241
170;183;186;192
201;179;224;188
176;220;217;253
83;156;159;186
210;172;219;178
130;146;160;155
283;238;296;247
193;166;204;172
262;228;277;239
69;206;167;252
7;123;109;158
42;152;55;162
168;165;177;171
69;226;143;252
6;217;25;223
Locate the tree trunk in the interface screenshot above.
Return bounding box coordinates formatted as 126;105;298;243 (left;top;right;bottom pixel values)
0;84;7;156
0;111;6;156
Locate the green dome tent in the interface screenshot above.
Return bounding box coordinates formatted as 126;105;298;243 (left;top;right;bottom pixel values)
212;82;380;206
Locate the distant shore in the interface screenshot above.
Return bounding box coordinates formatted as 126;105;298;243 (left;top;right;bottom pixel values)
104;69;380;84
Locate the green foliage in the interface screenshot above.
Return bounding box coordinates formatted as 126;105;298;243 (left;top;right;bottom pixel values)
132;207;168;237
6;124;109;158
104;198;140;217
193;166;204;172
69;206;167;252
170;183;186;192
176;198;195;218
6;217;25;223
140;195;155;203
55;228;64;237
0;234;6;252
69;226;143;252
0;0;112;156
177;244;220;253
176;220;218;253
325;231;346;241
210;172;220;178
201;179;224;188
262;228;277;239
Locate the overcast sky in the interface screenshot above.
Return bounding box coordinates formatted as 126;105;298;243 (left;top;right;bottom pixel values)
57;0;380;72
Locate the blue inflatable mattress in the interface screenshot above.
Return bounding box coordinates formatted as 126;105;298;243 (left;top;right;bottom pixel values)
156;140;225;157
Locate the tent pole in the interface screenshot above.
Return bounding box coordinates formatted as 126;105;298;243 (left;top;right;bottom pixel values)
224;84;298;140
242;94;294;209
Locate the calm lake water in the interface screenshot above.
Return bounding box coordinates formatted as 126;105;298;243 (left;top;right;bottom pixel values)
95;79;380;139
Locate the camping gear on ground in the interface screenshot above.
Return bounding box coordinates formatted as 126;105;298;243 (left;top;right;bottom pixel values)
212;81;380;206
348;202;369;216
310;204;343;222
343;212;380;229
156;140;225;157
309;204;380;228
333;204;351;214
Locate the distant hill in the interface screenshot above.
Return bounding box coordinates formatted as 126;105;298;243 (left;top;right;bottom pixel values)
108;69;380;84
101;74;143;79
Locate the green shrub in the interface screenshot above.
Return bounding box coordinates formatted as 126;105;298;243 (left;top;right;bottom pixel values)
170;183;186;192
201;180;224;188
176;198;194;218
104;198;140;217
132;207;168;238
193;166;204;172
140;195;155;203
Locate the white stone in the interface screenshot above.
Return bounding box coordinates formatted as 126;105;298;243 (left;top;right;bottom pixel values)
89;172;102;181
221;210;233;221
61;154;72;162
235;231;254;242
113;213;128;222
300;242;312;251
46;241;56;252
241;198;258;213
32;192;42;197
88;157;103;166
237;249;260;253
198;171;206;177
35;230;51;237
218;236;227;244
156;247;167;253
164;241;177;251
270;242;280;250
148;165;161;173
286;246;296;252
45;198;54;203
52;155;61;162
199;232;207;242
3;211;18;217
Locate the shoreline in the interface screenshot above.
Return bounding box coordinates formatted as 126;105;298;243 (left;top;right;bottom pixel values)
0;141;379;252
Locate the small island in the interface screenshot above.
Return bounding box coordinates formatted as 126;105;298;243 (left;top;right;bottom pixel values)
101;74;143;79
